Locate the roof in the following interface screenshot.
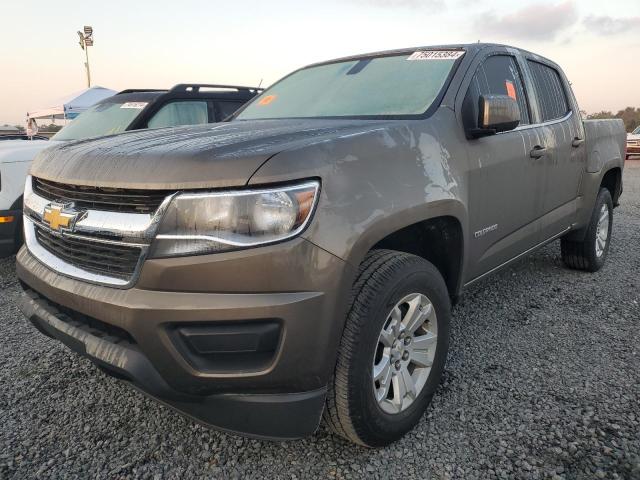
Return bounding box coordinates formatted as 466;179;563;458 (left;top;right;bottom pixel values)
27;86;117;120
307;43;556;69
92;84;262;109
99;91;166;103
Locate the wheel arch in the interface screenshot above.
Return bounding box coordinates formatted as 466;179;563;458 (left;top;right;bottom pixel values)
600;167;622;206
344;200;468;302
566;163;622;242
10;194;23;211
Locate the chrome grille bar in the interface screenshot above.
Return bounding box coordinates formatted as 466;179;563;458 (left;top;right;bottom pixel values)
35;227;141;278
33;177;171;214
23;175;175;288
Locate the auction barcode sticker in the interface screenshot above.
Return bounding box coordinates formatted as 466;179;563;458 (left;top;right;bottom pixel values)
407;50;465;61
120;102;148;109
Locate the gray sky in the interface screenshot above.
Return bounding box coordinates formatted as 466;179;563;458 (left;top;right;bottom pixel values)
1;0;638;124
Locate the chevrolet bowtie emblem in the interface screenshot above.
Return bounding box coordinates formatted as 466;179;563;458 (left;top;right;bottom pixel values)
42;204;84;232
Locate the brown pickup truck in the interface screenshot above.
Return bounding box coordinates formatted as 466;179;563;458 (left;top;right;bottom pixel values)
17;43;626;446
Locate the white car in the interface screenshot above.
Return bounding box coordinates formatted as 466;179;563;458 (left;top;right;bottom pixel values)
627;125;640;159
0;138;61;255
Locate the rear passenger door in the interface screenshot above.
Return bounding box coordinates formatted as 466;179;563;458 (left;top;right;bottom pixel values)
462;51;548;280
524;59;585;238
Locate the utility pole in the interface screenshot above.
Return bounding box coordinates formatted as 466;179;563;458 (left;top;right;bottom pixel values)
77;26;94;88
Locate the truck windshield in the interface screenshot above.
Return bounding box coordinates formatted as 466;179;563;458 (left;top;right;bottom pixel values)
633;126;640;134
235;51;463;120
51;101;146;141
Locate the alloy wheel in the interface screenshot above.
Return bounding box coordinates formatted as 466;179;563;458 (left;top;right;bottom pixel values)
372;293;438;414
595;204;610;258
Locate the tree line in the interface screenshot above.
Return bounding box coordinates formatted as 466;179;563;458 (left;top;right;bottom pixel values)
583;107;640;133
11;123;63;133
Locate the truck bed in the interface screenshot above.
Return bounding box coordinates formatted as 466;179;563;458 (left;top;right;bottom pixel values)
584;119;626;173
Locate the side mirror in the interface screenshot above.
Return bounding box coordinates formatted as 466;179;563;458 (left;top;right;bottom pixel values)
469;94;520;138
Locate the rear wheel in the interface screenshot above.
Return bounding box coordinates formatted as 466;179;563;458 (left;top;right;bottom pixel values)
324;249;450;447
561;188;613;272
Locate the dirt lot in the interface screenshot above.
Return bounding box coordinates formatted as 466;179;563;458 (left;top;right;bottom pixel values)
1;164;639;480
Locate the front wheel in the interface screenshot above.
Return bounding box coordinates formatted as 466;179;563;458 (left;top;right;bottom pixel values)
324;250;450;447
561;188;613;272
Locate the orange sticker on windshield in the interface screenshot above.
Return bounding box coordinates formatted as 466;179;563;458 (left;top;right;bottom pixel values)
259;95;277;106
505;80;517;100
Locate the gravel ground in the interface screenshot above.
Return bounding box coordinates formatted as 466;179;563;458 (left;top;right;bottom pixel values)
1;164;639;480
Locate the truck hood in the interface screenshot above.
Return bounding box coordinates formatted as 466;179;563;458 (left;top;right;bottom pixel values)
30;119;387;189
0;140;61;165
627;133;640;141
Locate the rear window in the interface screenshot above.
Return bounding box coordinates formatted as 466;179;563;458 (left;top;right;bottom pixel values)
147;101;209;129
236;50;464;119
527;61;569;122
215;101;244;120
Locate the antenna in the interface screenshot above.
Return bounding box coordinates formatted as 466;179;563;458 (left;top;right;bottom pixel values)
257;78;263;89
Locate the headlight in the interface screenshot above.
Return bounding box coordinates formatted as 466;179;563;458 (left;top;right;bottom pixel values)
149;180;320;257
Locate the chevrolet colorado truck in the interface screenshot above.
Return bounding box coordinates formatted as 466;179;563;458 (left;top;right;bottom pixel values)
0;84;260;256
17;44;626;446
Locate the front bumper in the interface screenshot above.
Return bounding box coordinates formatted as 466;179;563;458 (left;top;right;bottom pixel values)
16;238;354;439
20;288;326;439
0;208;20;256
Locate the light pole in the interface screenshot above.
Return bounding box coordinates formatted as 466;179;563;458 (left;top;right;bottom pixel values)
77;26;94;88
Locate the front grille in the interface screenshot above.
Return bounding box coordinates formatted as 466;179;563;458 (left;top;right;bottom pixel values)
35;226;141;280
33;177;171;214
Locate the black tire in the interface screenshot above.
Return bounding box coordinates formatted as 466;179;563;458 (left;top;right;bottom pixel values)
324;249;450;447
14;216;24;252
561;188;613;272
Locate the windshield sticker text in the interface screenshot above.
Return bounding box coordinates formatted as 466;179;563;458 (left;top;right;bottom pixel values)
120;102;148;109
407;50;465;61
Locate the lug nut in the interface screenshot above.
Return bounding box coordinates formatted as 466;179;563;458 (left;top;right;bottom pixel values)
394;361;401;370
404;336;412;345
399;331;406;339
402;351;409;361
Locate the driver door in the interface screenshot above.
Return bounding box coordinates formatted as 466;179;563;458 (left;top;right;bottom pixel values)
463;52;547;280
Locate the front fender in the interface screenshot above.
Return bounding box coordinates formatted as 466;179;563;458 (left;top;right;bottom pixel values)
247;110;470;269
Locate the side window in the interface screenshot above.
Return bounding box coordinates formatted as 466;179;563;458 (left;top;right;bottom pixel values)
215;101;244;121
147;101;209;129
526;60;569;122
464;54;530;126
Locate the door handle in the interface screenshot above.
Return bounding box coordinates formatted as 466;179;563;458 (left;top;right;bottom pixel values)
571;137;585;147
530;145;547;158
